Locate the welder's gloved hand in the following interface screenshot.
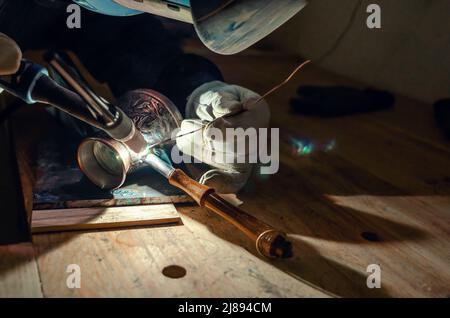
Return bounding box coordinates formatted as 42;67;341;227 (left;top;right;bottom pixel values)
0;33;22;76
176;81;270;194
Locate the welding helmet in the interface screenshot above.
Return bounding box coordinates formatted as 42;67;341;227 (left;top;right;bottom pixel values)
73;0;307;55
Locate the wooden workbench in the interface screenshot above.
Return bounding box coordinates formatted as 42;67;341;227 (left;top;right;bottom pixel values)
1;47;449;298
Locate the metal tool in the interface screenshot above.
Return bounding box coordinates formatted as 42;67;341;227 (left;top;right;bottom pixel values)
76;89;292;259
0;57;148;155
79;134;293;258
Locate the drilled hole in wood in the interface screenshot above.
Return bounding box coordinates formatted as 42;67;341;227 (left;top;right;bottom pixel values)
361;231;380;242
162;265;187;279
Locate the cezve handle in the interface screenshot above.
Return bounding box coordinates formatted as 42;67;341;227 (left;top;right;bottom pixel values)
168;169;292;258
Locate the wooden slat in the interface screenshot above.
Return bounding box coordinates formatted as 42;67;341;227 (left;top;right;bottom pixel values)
31;204;181;234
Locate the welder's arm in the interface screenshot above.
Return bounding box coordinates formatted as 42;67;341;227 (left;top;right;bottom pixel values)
176;81;270;194
0;33;22;76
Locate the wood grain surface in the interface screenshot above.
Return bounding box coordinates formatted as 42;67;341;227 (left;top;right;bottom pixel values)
1;45;449;297
31;204;181;234
0;244;42;297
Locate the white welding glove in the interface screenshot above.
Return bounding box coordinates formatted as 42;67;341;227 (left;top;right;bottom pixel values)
176;81;270;193
0;33;22;77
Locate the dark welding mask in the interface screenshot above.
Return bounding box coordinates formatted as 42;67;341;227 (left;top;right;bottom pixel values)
73;0;307;55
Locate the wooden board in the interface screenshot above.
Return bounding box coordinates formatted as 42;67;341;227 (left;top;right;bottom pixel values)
31;204;181;234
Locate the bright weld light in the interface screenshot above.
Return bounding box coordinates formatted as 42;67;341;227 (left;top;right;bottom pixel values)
132;145;153;163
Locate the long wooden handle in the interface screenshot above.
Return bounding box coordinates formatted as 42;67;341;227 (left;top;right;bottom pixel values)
168;169;292;258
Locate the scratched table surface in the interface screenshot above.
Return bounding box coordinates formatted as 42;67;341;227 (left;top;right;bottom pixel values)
1;44;449;298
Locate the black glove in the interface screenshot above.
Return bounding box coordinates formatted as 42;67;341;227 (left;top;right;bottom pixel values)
434;99;450;139
290;86;395;117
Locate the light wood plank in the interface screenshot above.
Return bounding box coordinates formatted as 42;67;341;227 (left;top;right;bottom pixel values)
0;243;43;297
31;204;181;234
33;226;326;297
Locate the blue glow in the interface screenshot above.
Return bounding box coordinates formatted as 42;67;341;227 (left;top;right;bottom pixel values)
73;0;142;16
290;137;336;156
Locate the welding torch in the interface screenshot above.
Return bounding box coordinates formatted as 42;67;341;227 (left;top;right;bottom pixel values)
0;56;148;154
